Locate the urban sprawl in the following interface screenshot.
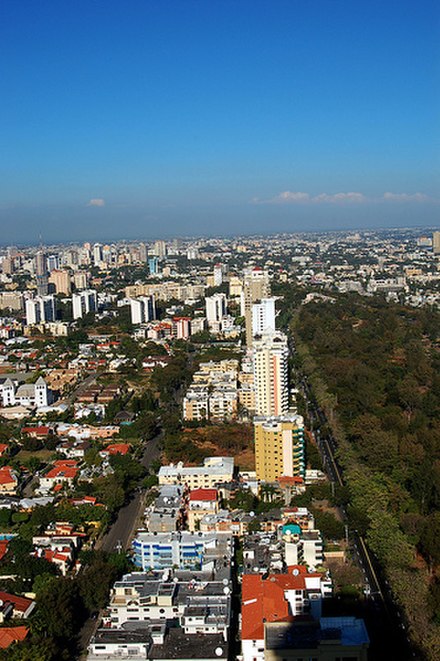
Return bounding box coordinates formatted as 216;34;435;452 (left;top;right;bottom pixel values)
0;228;438;659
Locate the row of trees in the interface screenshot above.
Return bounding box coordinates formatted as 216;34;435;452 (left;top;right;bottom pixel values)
290;292;440;658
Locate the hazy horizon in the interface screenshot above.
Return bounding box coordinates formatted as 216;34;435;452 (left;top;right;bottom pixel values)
1;0;438;242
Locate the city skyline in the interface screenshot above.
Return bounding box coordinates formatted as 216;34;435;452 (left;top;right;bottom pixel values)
1;0;438;242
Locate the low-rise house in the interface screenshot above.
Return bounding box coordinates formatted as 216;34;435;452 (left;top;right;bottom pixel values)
187;488;219;532
99;443;131;458
241;568;335;661
159;457;234;490
0;592;35;622
0;626;29;650
0;466;19;495
39;460;79;491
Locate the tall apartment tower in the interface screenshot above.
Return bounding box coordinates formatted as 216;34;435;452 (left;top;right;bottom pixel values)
254;414;305;481
35;250;49;296
205;293;227;328
252;297;276;337
154;240;167;258
72;290;97;319
93;243;103;266
241;268;270;346
49;269;71;295
130;296;156;325
213;263;223;286
433;231;440;255
253;331;289;417
25;296;56;325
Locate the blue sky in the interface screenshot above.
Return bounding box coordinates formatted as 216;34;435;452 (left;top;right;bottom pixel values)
0;0;439;243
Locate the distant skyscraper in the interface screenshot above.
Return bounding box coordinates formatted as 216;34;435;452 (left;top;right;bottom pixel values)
35;250;47;276
148;256;160;275
213;264;223;286
433;231;440;255
252;298;276;338
154;240;167;258
34;250;48;295
241;268;271;346
139;243;148;262
253;331;289;417
49;269;71;295
47;254;59;272
93;243;103;266
254;414;305;481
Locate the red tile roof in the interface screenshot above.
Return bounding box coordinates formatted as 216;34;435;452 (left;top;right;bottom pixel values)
0;444;8;456
0;591;34;615
189;488;218;502
241;568;321;641
0;540;9;561
102;443;130;455
0;467;17;486
0;626;28;649
22;426;50;435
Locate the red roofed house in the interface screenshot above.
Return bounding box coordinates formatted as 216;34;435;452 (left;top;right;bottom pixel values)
187;488;219;532
0;592;35;623
0;626;29;650
0;444;8;457
241;567;332;661
0;540;9;561
34;547;73;576
0;466;18;495
99;443;130;458
21;425;53;438
39;460;78;490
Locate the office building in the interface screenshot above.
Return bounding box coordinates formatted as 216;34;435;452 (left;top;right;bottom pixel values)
254;414;305;481
253;331;289;416
433;231;440;255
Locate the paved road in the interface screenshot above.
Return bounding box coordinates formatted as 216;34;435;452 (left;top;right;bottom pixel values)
78;431;162;657
96;431;162;553
62;371;98;407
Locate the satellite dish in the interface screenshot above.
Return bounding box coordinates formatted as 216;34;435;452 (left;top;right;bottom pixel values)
222;578;228;586
223;587;230;595
215;647;223;657
292;568;300;576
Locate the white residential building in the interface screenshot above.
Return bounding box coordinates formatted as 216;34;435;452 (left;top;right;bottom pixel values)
25;295;56;325
72;290;97;319
205;293;227;328
253;331;289;416
129;296;156;325
252;297;276;337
